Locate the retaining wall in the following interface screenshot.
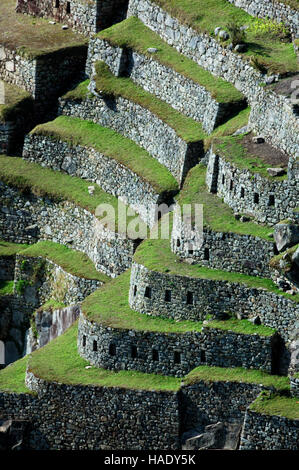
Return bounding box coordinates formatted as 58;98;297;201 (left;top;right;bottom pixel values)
86;37;246;134
78;312;273;377
0;181;137;277
16;0;129;36
240;407;299;449
226;0;299;36
206;148;298;225
59;92;203;185
23;134;173;227
129;262;298;342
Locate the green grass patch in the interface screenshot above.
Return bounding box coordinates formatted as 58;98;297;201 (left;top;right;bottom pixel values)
19;241;109;283
134;235;299;303
28;323;181;391
37;299;66;311
175;164;273;240
269;244;299;272
31;116;178;195
152;0;298;74
0;356;31;394
184;365;290;391
204;318;275;336
82;270;203;333
204;107;250;150
0;155;146;234
94;61;207;142
213;135;288;180
0;239;28;256
0;280;14;296
250;391;299;420
0;82;33;122
0;0;87;58
98;17;244;103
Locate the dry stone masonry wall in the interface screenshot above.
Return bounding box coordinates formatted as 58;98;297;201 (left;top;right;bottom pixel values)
59;93;203;185
0;181;137;277
22;134;172;227
226;0;299;36
129;262;298;342
78;311;274;377
86;38;246;134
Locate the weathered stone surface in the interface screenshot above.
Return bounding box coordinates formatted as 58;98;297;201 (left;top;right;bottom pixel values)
274;223;299;252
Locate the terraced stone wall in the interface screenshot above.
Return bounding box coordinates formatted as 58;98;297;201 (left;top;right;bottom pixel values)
226;0;299;36
127;0;298;158
87;38;245;134
14;254;101;309
78;313;274;376
0;45;87;103
16;0;129;36
171;222;275;278
129;262;298;342
23;135;171;227
0;182;137;277
240;408;299;449
0;370;181;450
207;148;298;225
59;93;203;185
180;381;262;433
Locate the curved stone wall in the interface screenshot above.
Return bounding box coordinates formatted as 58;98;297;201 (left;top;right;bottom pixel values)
226;0;299;36
23;134;172;228
0;181;137;277
59;92;203;185
87;38;245;134
206;148;298;225
171;218;275;278
14;254;101;308
129;262;298;341
78;312;274;376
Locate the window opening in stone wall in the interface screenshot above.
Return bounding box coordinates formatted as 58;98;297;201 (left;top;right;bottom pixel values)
174;351;181;364
254;193;259;204
203;248;210;260
144;286;151;298
186;291;193;305
133;285;137;296
165;289;171;302
188;248;194;255
109;343;116;356
131;345;138;359
66;1;71;13
177;239;181;248
201;350;206;362
152;349;159;361
55;0;60;8
82;335;86;347
268;195;275;206
222;174;225;185
240;187;245;198
229;180;233;191
93;340;97;352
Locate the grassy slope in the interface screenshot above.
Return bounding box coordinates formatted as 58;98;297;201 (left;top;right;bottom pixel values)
0;356;31;394
185;365;290;391
0;155;145;233
31;116;178;195
0;280;14;295
0;82;33;122
152;0;297;74
27;324;181;391
0;240;28;256
82;270;204;333
0;0;87;58
134;235;299;303
213;135;288;180
94;61;207;142
19;241;109;283
250;392;299;420
98;17;244;103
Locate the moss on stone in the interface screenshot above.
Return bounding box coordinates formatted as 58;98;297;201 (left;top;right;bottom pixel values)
250;391;299;420
0;356;31;394
0;240;29;256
